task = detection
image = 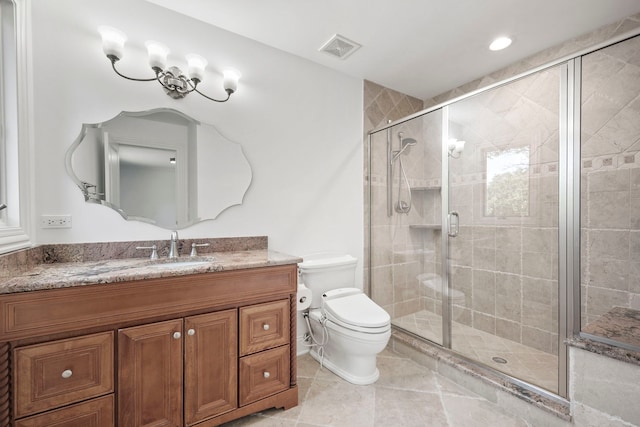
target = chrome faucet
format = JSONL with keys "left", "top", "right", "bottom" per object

{"left": 168, "top": 231, "right": 179, "bottom": 259}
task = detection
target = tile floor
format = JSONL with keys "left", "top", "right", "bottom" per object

{"left": 394, "top": 310, "right": 558, "bottom": 393}
{"left": 221, "top": 349, "right": 531, "bottom": 426}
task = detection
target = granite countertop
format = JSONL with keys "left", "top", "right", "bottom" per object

{"left": 566, "top": 306, "right": 640, "bottom": 366}
{"left": 0, "top": 238, "right": 302, "bottom": 295}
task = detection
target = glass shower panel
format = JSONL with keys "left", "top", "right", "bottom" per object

{"left": 580, "top": 35, "right": 640, "bottom": 350}
{"left": 447, "top": 66, "right": 561, "bottom": 393}
{"left": 369, "top": 109, "right": 443, "bottom": 345}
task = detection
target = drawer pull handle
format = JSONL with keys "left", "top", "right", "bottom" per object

{"left": 263, "top": 324, "right": 270, "bottom": 331}
{"left": 173, "top": 332, "right": 181, "bottom": 340}
{"left": 61, "top": 369, "right": 73, "bottom": 379}
{"left": 263, "top": 371, "right": 270, "bottom": 379}
{"left": 187, "top": 328, "right": 195, "bottom": 336}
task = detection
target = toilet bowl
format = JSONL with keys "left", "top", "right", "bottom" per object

{"left": 299, "top": 254, "right": 391, "bottom": 385}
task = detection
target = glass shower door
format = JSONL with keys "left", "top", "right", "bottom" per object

{"left": 445, "top": 65, "right": 562, "bottom": 393}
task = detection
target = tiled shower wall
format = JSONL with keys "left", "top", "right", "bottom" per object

{"left": 365, "top": 13, "right": 640, "bottom": 354}
{"left": 580, "top": 35, "right": 640, "bottom": 327}
{"left": 364, "top": 81, "right": 425, "bottom": 317}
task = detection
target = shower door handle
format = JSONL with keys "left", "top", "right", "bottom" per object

{"left": 448, "top": 211, "right": 459, "bottom": 237}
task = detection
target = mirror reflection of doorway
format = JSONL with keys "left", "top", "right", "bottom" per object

{"left": 118, "top": 144, "right": 179, "bottom": 227}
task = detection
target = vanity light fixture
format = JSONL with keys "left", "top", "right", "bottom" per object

{"left": 98, "top": 26, "right": 240, "bottom": 102}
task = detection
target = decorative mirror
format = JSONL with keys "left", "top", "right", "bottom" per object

{"left": 65, "top": 108, "right": 252, "bottom": 229}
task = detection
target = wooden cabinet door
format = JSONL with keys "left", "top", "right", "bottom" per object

{"left": 118, "top": 319, "right": 183, "bottom": 427}
{"left": 184, "top": 309, "right": 237, "bottom": 426}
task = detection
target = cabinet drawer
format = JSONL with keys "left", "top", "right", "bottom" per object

{"left": 239, "top": 345, "right": 290, "bottom": 406}
{"left": 239, "top": 299, "right": 289, "bottom": 355}
{"left": 15, "top": 394, "right": 114, "bottom": 427}
{"left": 14, "top": 331, "right": 114, "bottom": 418}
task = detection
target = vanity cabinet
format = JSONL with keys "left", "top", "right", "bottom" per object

{"left": 118, "top": 311, "right": 238, "bottom": 427}
{"left": 0, "top": 263, "right": 298, "bottom": 427}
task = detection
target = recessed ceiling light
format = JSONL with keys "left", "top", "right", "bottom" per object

{"left": 489, "top": 36, "right": 512, "bottom": 51}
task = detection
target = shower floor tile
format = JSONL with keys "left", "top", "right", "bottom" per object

{"left": 393, "top": 310, "right": 559, "bottom": 393}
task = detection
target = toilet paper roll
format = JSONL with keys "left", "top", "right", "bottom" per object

{"left": 297, "top": 283, "right": 312, "bottom": 311}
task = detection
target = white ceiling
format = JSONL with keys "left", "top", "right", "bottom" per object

{"left": 146, "top": 0, "right": 640, "bottom": 100}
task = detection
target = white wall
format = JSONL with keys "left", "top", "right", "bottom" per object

{"left": 30, "top": 0, "right": 364, "bottom": 285}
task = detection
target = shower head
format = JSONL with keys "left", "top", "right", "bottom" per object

{"left": 392, "top": 133, "right": 417, "bottom": 162}
{"left": 401, "top": 137, "right": 417, "bottom": 148}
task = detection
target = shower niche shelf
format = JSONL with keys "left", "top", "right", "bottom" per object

{"left": 410, "top": 186, "right": 441, "bottom": 192}
{"left": 409, "top": 224, "right": 442, "bottom": 230}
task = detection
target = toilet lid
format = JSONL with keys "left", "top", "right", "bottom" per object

{"left": 323, "top": 293, "right": 390, "bottom": 328}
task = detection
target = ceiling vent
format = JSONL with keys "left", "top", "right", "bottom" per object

{"left": 319, "top": 34, "right": 361, "bottom": 60}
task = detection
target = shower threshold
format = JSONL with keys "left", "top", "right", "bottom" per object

{"left": 393, "top": 310, "right": 558, "bottom": 394}
{"left": 389, "top": 325, "right": 571, "bottom": 422}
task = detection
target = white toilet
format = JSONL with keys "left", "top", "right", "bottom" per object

{"left": 298, "top": 254, "right": 390, "bottom": 385}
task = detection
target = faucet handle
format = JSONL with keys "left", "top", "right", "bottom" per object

{"left": 136, "top": 244, "right": 158, "bottom": 260}
{"left": 190, "top": 242, "right": 210, "bottom": 257}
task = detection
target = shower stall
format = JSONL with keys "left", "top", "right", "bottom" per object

{"left": 367, "top": 31, "right": 640, "bottom": 399}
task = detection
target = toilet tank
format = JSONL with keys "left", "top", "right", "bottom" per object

{"left": 298, "top": 253, "right": 358, "bottom": 309}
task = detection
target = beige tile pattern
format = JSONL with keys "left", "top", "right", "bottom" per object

{"left": 364, "top": 12, "right": 640, "bottom": 409}
{"left": 581, "top": 35, "right": 640, "bottom": 329}
{"left": 221, "top": 350, "right": 534, "bottom": 426}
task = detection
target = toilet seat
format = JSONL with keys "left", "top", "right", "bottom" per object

{"left": 320, "top": 290, "right": 390, "bottom": 333}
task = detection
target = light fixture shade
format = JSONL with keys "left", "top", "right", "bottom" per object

{"left": 98, "top": 26, "right": 127, "bottom": 60}
{"left": 145, "top": 40, "right": 170, "bottom": 71}
{"left": 223, "top": 69, "right": 241, "bottom": 94}
{"left": 186, "top": 54, "right": 208, "bottom": 83}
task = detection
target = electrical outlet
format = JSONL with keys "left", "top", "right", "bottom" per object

{"left": 41, "top": 215, "right": 72, "bottom": 229}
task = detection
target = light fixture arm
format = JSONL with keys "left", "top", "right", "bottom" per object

{"left": 109, "top": 56, "right": 157, "bottom": 82}
{"left": 108, "top": 56, "right": 234, "bottom": 101}
{"left": 191, "top": 85, "right": 232, "bottom": 103}
{"left": 99, "top": 26, "right": 240, "bottom": 103}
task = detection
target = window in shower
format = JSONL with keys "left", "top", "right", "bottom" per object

{"left": 484, "top": 146, "right": 530, "bottom": 217}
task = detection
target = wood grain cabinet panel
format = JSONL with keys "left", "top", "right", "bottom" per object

{"left": 118, "top": 319, "right": 183, "bottom": 427}
{"left": 239, "top": 345, "right": 290, "bottom": 406}
{"left": 184, "top": 310, "right": 237, "bottom": 426}
{"left": 2, "top": 264, "right": 298, "bottom": 426}
{"left": 14, "top": 395, "right": 114, "bottom": 427}
{"left": 14, "top": 332, "right": 113, "bottom": 418}
{"left": 239, "top": 299, "right": 289, "bottom": 356}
